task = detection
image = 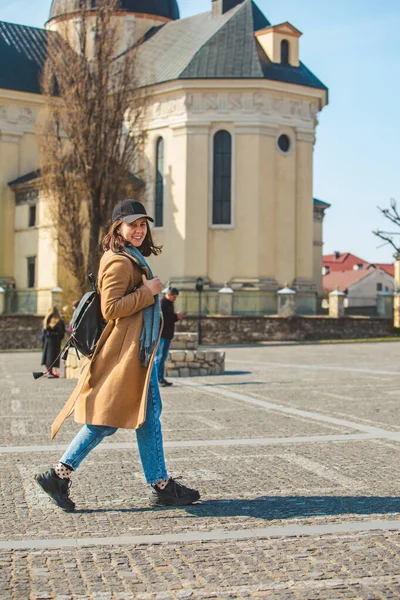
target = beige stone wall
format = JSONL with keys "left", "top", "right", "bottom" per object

{"left": 1, "top": 27, "right": 327, "bottom": 313}
{"left": 143, "top": 83, "right": 324, "bottom": 292}
{"left": 46, "top": 13, "right": 166, "bottom": 59}
{"left": 0, "top": 92, "right": 58, "bottom": 312}
{"left": 0, "top": 94, "right": 42, "bottom": 282}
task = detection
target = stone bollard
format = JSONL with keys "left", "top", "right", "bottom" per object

{"left": 0, "top": 287, "right": 5, "bottom": 315}
{"left": 51, "top": 287, "right": 63, "bottom": 310}
{"left": 277, "top": 286, "right": 296, "bottom": 317}
{"left": 377, "top": 291, "right": 394, "bottom": 318}
{"left": 218, "top": 285, "right": 234, "bottom": 315}
{"left": 329, "top": 289, "right": 346, "bottom": 318}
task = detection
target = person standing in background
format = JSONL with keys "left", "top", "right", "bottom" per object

{"left": 41, "top": 306, "right": 65, "bottom": 378}
{"left": 155, "top": 287, "right": 184, "bottom": 387}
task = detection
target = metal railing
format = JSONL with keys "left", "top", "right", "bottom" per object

{"left": 3, "top": 290, "right": 38, "bottom": 315}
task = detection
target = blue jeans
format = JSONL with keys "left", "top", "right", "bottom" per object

{"left": 60, "top": 366, "right": 168, "bottom": 485}
{"left": 154, "top": 338, "right": 171, "bottom": 381}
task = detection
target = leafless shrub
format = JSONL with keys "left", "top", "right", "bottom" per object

{"left": 38, "top": 0, "right": 146, "bottom": 295}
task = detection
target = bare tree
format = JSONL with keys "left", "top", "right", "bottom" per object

{"left": 373, "top": 198, "right": 400, "bottom": 258}
{"left": 39, "top": 0, "right": 146, "bottom": 295}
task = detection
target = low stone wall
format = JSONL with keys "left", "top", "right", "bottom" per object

{"left": 165, "top": 349, "right": 225, "bottom": 378}
{"left": 0, "top": 315, "right": 43, "bottom": 350}
{"left": 1, "top": 314, "right": 395, "bottom": 351}
{"left": 170, "top": 332, "right": 198, "bottom": 350}
{"left": 176, "top": 315, "right": 395, "bottom": 344}
{"left": 64, "top": 346, "right": 226, "bottom": 379}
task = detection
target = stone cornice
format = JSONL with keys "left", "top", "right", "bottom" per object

{"left": 147, "top": 79, "right": 328, "bottom": 108}
{"left": 0, "top": 89, "right": 44, "bottom": 104}
{"left": 0, "top": 131, "right": 23, "bottom": 143}
{"left": 143, "top": 89, "right": 320, "bottom": 131}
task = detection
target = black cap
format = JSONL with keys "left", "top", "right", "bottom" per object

{"left": 112, "top": 199, "right": 154, "bottom": 224}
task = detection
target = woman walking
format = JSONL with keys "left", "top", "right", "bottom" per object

{"left": 35, "top": 200, "right": 200, "bottom": 511}
{"left": 41, "top": 306, "right": 65, "bottom": 378}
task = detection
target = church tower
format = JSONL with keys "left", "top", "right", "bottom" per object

{"left": 45, "top": 0, "right": 180, "bottom": 56}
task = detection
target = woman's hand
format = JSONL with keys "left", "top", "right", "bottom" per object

{"left": 142, "top": 274, "right": 162, "bottom": 296}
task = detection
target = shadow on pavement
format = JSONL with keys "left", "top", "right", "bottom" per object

{"left": 75, "top": 496, "right": 400, "bottom": 518}
{"left": 183, "top": 496, "right": 400, "bottom": 520}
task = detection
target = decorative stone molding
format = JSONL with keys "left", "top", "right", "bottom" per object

{"left": 146, "top": 91, "right": 321, "bottom": 129}
{"left": 186, "top": 92, "right": 319, "bottom": 122}
{"left": 0, "top": 104, "right": 38, "bottom": 131}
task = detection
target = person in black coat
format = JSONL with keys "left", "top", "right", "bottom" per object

{"left": 41, "top": 306, "right": 65, "bottom": 378}
{"left": 155, "top": 287, "right": 184, "bottom": 386}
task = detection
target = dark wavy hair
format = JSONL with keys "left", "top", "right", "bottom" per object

{"left": 102, "top": 219, "right": 162, "bottom": 257}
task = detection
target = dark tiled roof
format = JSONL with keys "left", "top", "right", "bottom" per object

{"left": 1, "top": 0, "right": 327, "bottom": 96}
{"left": 180, "top": 1, "right": 266, "bottom": 79}
{"left": 314, "top": 198, "right": 331, "bottom": 209}
{"left": 8, "top": 168, "right": 144, "bottom": 188}
{"left": 49, "top": 0, "right": 180, "bottom": 21}
{"left": 0, "top": 21, "right": 49, "bottom": 94}
{"left": 137, "top": 0, "right": 327, "bottom": 91}
{"left": 8, "top": 170, "right": 41, "bottom": 187}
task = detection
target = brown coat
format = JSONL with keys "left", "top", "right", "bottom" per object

{"left": 51, "top": 250, "right": 158, "bottom": 439}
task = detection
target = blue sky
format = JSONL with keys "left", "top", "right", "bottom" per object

{"left": 1, "top": 0, "right": 400, "bottom": 263}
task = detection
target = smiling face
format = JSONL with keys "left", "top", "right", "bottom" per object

{"left": 119, "top": 218, "right": 148, "bottom": 247}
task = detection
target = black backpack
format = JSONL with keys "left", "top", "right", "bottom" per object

{"left": 33, "top": 274, "right": 106, "bottom": 379}
{"left": 63, "top": 273, "right": 106, "bottom": 360}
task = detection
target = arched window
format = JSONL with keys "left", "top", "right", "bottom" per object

{"left": 212, "top": 130, "right": 232, "bottom": 225}
{"left": 281, "top": 39, "right": 290, "bottom": 65}
{"left": 155, "top": 137, "right": 164, "bottom": 227}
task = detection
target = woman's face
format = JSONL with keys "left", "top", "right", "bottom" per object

{"left": 119, "top": 218, "right": 148, "bottom": 247}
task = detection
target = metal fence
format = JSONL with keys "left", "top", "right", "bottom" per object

{"left": 232, "top": 292, "right": 277, "bottom": 316}
{"left": 317, "top": 296, "right": 391, "bottom": 318}
{"left": 3, "top": 290, "right": 38, "bottom": 315}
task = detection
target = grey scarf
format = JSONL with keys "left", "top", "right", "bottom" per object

{"left": 123, "top": 246, "right": 161, "bottom": 367}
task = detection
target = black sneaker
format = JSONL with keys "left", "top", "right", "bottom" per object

{"left": 159, "top": 378, "right": 173, "bottom": 387}
{"left": 150, "top": 477, "right": 200, "bottom": 507}
{"left": 34, "top": 468, "right": 76, "bottom": 512}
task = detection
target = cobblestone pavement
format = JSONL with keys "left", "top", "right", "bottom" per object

{"left": 1, "top": 342, "right": 400, "bottom": 599}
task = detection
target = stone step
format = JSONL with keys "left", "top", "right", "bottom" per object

{"left": 166, "top": 349, "right": 225, "bottom": 378}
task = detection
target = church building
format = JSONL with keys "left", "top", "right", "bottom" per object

{"left": 0, "top": 0, "right": 329, "bottom": 316}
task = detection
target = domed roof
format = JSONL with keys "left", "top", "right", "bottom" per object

{"left": 48, "top": 0, "right": 180, "bottom": 22}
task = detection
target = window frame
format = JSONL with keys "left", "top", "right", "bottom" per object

{"left": 27, "top": 256, "right": 36, "bottom": 289}
{"left": 210, "top": 128, "right": 235, "bottom": 229}
{"left": 28, "top": 204, "right": 37, "bottom": 228}
{"left": 281, "top": 39, "right": 290, "bottom": 65}
{"left": 154, "top": 136, "right": 165, "bottom": 229}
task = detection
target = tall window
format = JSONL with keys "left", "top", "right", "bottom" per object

{"left": 27, "top": 256, "right": 36, "bottom": 289}
{"left": 212, "top": 130, "right": 232, "bottom": 225}
{"left": 155, "top": 137, "right": 164, "bottom": 227}
{"left": 281, "top": 40, "right": 290, "bottom": 65}
{"left": 28, "top": 204, "right": 36, "bottom": 227}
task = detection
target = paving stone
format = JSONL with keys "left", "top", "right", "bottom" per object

{"left": 1, "top": 345, "right": 400, "bottom": 599}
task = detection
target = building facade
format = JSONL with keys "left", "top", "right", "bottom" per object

{"left": 0, "top": 0, "right": 329, "bottom": 315}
